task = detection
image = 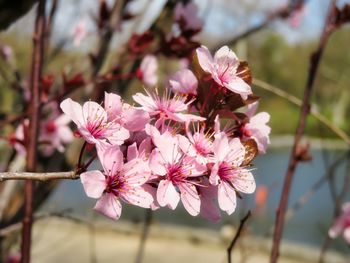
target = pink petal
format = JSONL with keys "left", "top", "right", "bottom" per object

{"left": 149, "top": 149, "right": 167, "bottom": 175}
{"left": 213, "top": 45, "right": 238, "bottom": 65}
{"left": 104, "top": 92, "right": 122, "bottom": 121}
{"left": 227, "top": 138, "right": 245, "bottom": 166}
{"left": 168, "top": 69, "right": 198, "bottom": 95}
{"left": 157, "top": 179, "right": 180, "bottom": 209}
{"left": 178, "top": 182, "right": 200, "bottom": 216}
{"left": 80, "top": 170, "right": 106, "bottom": 198}
{"left": 106, "top": 126, "right": 130, "bottom": 145}
{"left": 60, "top": 98, "right": 85, "bottom": 127}
{"left": 231, "top": 170, "right": 256, "bottom": 194}
{"left": 122, "top": 187, "right": 153, "bottom": 208}
{"left": 196, "top": 46, "right": 213, "bottom": 73}
{"left": 133, "top": 93, "right": 157, "bottom": 113}
{"left": 97, "top": 145, "right": 123, "bottom": 175}
{"left": 57, "top": 126, "right": 74, "bottom": 144}
{"left": 218, "top": 181, "right": 237, "bottom": 215}
{"left": 213, "top": 132, "right": 230, "bottom": 161}
{"left": 209, "top": 163, "right": 220, "bottom": 186}
{"left": 82, "top": 101, "right": 107, "bottom": 125}
{"left": 94, "top": 193, "right": 122, "bottom": 220}
{"left": 127, "top": 143, "right": 138, "bottom": 161}
{"left": 343, "top": 227, "right": 350, "bottom": 244}
{"left": 226, "top": 78, "right": 252, "bottom": 100}
{"left": 124, "top": 108, "right": 150, "bottom": 131}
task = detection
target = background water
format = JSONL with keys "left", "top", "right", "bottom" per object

{"left": 42, "top": 147, "right": 350, "bottom": 254}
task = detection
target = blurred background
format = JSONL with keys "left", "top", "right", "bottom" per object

{"left": 0, "top": 0, "right": 349, "bottom": 262}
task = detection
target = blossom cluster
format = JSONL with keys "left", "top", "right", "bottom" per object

{"left": 60, "top": 44, "right": 271, "bottom": 221}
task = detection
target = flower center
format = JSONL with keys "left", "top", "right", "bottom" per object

{"left": 45, "top": 120, "right": 56, "bottom": 133}
{"left": 218, "top": 161, "right": 235, "bottom": 181}
{"left": 105, "top": 175, "right": 126, "bottom": 197}
{"left": 166, "top": 164, "right": 186, "bottom": 184}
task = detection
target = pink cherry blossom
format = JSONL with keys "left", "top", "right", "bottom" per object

{"left": 137, "top": 55, "right": 158, "bottom": 87}
{"left": 242, "top": 102, "right": 271, "bottom": 154}
{"left": 174, "top": 2, "right": 203, "bottom": 31}
{"left": 60, "top": 98, "right": 129, "bottom": 146}
{"left": 196, "top": 45, "right": 252, "bottom": 99}
{"left": 133, "top": 90, "right": 205, "bottom": 123}
{"left": 9, "top": 120, "right": 27, "bottom": 156}
{"left": 178, "top": 125, "right": 213, "bottom": 165}
{"left": 168, "top": 68, "right": 198, "bottom": 96}
{"left": 289, "top": 5, "right": 306, "bottom": 29}
{"left": 148, "top": 129, "right": 206, "bottom": 216}
{"left": 104, "top": 92, "right": 150, "bottom": 132}
{"left": 209, "top": 132, "right": 256, "bottom": 215}
{"left": 80, "top": 145, "right": 153, "bottom": 220}
{"left": 329, "top": 202, "right": 350, "bottom": 244}
{"left": 40, "top": 114, "right": 74, "bottom": 156}
{"left": 72, "top": 18, "right": 87, "bottom": 47}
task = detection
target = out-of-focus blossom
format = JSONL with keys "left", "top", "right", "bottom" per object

{"left": 80, "top": 145, "right": 153, "bottom": 220}
{"left": 241, "top": 102, "right": 271, "bottom": 154}
{"left": 71, "top": 18, "right": 87, "bottom": 47}
{"left": 175, "top": 2, "right": 203, "bottom": 31}
{"left": 329, "top": 202, "right": 350, "bottom": 244}
{"left": 209, "top": 132, "right": 256, "bottom": 215}
{"left": 289, "top": 5, "right": 306, "bottom": 29}
{"left": 168, "top": 68, "right": 198, "bottom": 96}
{"left": 255, "top": 184, "right": 268, "bottom": 212}
{"left": 0, "top": 45, "right": 13, "bottom": 61}
{"left": 196, "top": 45, "right": 252, "bottom": 99}
{"left": 9, "top": 120, "right": 27, "bottom": 156}
{"left": 60, "top": 98, "right": 129, "bottom": 146}
{"left": 136, "top": 55, "right": 158, "bottom": 87}
{"left": 40, "top": 115, "right": 74, "bottom": 156}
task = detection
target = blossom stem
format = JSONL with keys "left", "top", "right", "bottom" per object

{"left": 77, "top": 141, "right": 87, "bottom": 170}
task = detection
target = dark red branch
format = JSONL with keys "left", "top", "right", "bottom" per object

{"left": 269, "top": 1, "right": 338, "bottom": 262}
{"left": 21, "top": 1, "right": 46, "bottom": 262}
{"left": 227, "top": 210, "right": 251, "bottom": 263}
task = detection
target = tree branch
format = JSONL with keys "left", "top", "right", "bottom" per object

{"left": 252, "top": 78, "right": 350, "bottom": 145}
{"left": 227, "top": 210, "right": 251, "bottom": 263}
{"left": 22, "top": 1, "right": 46, "bottom": 261}
{"left": 0, "top": 171, "right": 78, "bottom": 182}
{"left": 270, "top": 1, "right": 338, "bottom": 262}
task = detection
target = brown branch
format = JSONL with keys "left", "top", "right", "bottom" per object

{"left": 227, "top": 210, "right": 251, "bottom": 263}
{"left": 213, "top": 0, "right": 305, "bottom": 50}
{"left": 22, "top": 1, "right": 46, "bottom": 262}
{"left": 252, "top": 78, "right": 350, "bottom": 145}
{"left": 270, "top": 1, "right": 338, "bottom": 262}
{"left": 0, "top": 171, "right": 78, "bottom": 182}
{"left": 135, "top": 210, "right": 153, "bottom": 263}
{"left": 319, "top": 158, "right": 350, "bottom": 262}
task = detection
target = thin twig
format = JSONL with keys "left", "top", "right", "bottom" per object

{"left": 213, "top": 0, "right": 305, "bottom": 50}
{"left": 319, "top": 157, "right": 350, "bottom": 262}
{"left": 270, "top": 1, "right": 338, "bottom": 262}
{"left": 252, "top": 79, "right": 350, "bottom": 145}
{"left": 227, "top": 211, "right": 251, "bottom": 263}
{"left": 0, "top": 171, "right": 78, "bottom": 182}
{"left": 22, "top": 1, "right": 46, "bottom": 262}
{"left": 135, "top": 210, "right": 153, "bottom": 263}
